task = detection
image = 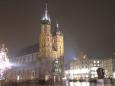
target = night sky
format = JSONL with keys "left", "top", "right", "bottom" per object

{"left": 0, "top": 0, "right": 115, "bottom": 62}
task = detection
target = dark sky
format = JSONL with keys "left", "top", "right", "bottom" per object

{"left": 0, "top": 0, "right": 115, "bottom": 62}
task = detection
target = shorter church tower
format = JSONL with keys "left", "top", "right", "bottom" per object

{"left": 51, "top": 23, "right": 64, "bottom": 82}
{"left": 53, "top": 23, "right": 64, "bottom": 58}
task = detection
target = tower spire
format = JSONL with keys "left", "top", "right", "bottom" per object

{"left": 56, "top": 21, "right": 60, "bottom": 32}
{"left": 53, "top": 21, "right": 62, "bottom": 36}
{"left": 41, "top": 3, "right": 51, "bottom": 24}
{"left": 45, "top": 3, "right": 48, "bottom": 19}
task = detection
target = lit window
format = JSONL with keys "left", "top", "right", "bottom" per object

{"left": 95, "top": 74, "right": 97, "bottom": 77}
{"left": 91, "top": 75, "right": 94, "bottom": 78}
{"left": 97, "top": 61, "right": 99, "bottom": 63}
{"left": 94, "top": 64, "right": 96, "bottom": 66}
{"left": 113, "top": 72, "right": 115, "bottom": 78}
{"left": 17, "top": 75, "right": 20, "bottom": 81}
{"left": 94, "top": 60, "right": 96, "bottom": 63}
{"left": 86, "top": 75, "right": 88, "bottom": 77}
{"left": 55, "top": 60, "right": 59, "bottom": 63}
{"left": 97, "top": 64, "right": 100, "bottom": 66}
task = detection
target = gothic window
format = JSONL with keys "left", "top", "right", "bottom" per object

{"left": 19, "top": 57, "right": 22, "bottom": 63}
{"left": 97, "top": 60, "right": 99, "bottom": 63}
{"left": 32, "top": 54, "right": 35, "bottom": 61}
{"left": 15, "top": 58, "right": 17, "bottom": 63}
{"left": 18, "top": 57, "right": 21, "bottom": 64}
{"left": 21, "top": 56, "right": 23, "bottom": 63}
{"left": 27, "top": 54, "right": 32, "bottom": 62}
{"left": 25, "top": 56, "right": 28, "bottom": 63}
{"left": 32, "top": 70, "right": 35, "bottom": 77}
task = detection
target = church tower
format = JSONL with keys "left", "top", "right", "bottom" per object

{"left": 39, "top": 4, "right": 52, "bottom": 58}
{"left": 52, "top": 23, "right": 64, "bottom": 82}
{"left": 53, "top": 23, "right": 64, "bottom": 58}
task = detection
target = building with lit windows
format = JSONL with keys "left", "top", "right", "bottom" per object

{"left": 7, "top": 4, "right": 64, "bottom": 83}
{"left": 65, "top": 54, "right": 115, "bottom": 80}
{"left": 103, "top": 57, "right": 115, "bottom": 78}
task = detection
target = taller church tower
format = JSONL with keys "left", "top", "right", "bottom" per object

{"left": 39, "top": 4, "right": 52, "bottom": 58}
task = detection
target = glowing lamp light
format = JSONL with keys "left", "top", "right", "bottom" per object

{"left": 17, "top": 75, "right": 20, "bottom": 81}
{"left": 69, "top": 68, "right": 89, "bottom": 75}
{"left": 113, "top": 72, "right": 115, "bottom": 78}
{"left": 0, "top": 51, "right": 12, "bottom": 80}
{"left": 91, "top": 67, "right": 98, "bottom": 71}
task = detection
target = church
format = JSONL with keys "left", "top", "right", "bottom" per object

{"left": 6, "top": 4, "right": 64, "bottom": 83}
{"left": 38, "top": 4, "right": 64, "bottom": 82}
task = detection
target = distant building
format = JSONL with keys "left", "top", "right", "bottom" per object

{"left": 103, "top": 57, "right": 115, "bottom": 78}
{"left": 65, "top": 54, "right": 115, "bottom": 80}
{"left": 7, "top": 4, "right": 64, "bottom": 83}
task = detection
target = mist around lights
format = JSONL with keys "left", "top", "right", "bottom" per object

{"left": 0, "top": 44, "right": 12, "bottom": 80}
{"left": 113, "top": 72, "right": 115, "bottom": 79}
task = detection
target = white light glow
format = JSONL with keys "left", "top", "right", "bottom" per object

{"left": 65, "top": 66, "right": 100, "bottom": 79}
{"left": 0, "top": 50, "right": 11, "bottom": 80}
{"left": 65, "top": 70, "right": 69, "bottom": 74}
{"left": 69, "top": 68, "right": 89, "bottom": 75}
{"left": 70, "top": 82, "right": 89, "bottom": 86}
{"left": 94, "top": 60, "right": 96, "bottom": 63}
{"left": 113, "top": 72, "right": 115, "bottom": 78}
{"left": 91, "top": 67, "right": 98, "bottom": 71}
{"left": 97, "top": 60, "right": 99, "bottom": 63}
{"left": 17, "top": 75, "right": 20, "bottom": 81}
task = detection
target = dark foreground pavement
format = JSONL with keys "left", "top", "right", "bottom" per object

{"left": 5, "top": 81, "right": 64, "bottom": 86}
{"left": 3, "top": 79, "right": 115, "bottom": 86}
{"left": 6, "top": 83, "right": 64, "bottom": 86}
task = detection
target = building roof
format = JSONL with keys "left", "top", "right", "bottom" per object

{"left": 53, "top": 23, "right": 63, "bottom": 36}
{"left": 16, "top": 43, "right": 39, "bottom": 56}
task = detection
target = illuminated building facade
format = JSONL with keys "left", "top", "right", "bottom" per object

{"left": 65, "top": 54, "right": 115, "bottom": 80}
{"left": 7, "top": 4, "right": 64, "bottom": 82}
{"left": 103, "top": 57, "right": 115, "bottom": 78}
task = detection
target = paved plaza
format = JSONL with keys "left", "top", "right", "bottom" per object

{"left": 4, "top": 80, "right": 115, "bottom": 86}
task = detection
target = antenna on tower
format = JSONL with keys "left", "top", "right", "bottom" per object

{"left": 44, "top": 3, "right": 48, "bottom": 19}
